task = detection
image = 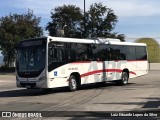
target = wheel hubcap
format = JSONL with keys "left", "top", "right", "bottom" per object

{"left": 71, "top": 78, "right": 76, "bottom": 89}
{"left": 123, "top": 74, "right": 128, "bottom": 84}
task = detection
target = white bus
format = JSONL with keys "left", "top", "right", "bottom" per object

{"left": 16, "top": 36, "right": 148, "bottom": 91}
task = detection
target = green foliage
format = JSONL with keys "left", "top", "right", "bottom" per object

{"left": 0, "top": 10, "right": 43, "bottom": 67}
{"left": 46, "top": 3, "right": 125, "bottom": 41}
{"left": 85, "top": 3, "right": 117, "bottom": 37}
{"left": 0, "top": 66, "right": 15, "bottom": 73}
{"left": 46, "top": 5, "right": 83, "bottom": 38}
{"left": 107, "top": 33, "right": 125, "bottom": 42}
{"left": 85, "top": 3, "right": 124, "bottom": 40}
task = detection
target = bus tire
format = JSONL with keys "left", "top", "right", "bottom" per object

{"left": 116, "top": 72, "right": 128, "bottom": 85}
{"left": 68, "top": 75, "right": 77, "bottom": 92}
{"left": 121, "top": 72, "right": 129, "bottom": 85}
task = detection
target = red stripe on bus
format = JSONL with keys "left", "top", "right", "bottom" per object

{"left": 114, "top": 60, "right": 119, "bottom": 62}
{"left": 80, "top": 70, "right": 102, "bottom": 77}
{"left": 80, "top": 69, "right": 136, "bottom": 78}
{"left": 129, "top": 71, "right": 136, "bottom": 75}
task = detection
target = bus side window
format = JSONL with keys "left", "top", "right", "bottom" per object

{"left": 84, "top": 44, "right": 93, "bottom": 61}
{"left": 66, "top": 43, "right": 77, "bottom": 62}
{"left": 109, "top": 45, "right": 126, "bottom": 60}
{"left": 48, "top": 43, "right": 65, "bottom": 64}
{"left": 107, "top": 47, "right": 112, "bottom": 60}
{"left": 65, "top": 43, "right": 71, "bottom": 62}
{"left": 92, "top": 44, "right": 99, "bottom": 61}
{"left": 48, "top": 47, "right": 53, "bottom": 65}
{"left": 99, "top": 45, "right": 110, "bottom": 61}
{"left": 53, "top": 48, "right": 57, "bottom": 58}
{"left": 136, "top": 46, "right": 147, "bottom": 60}
{"left": 127, "top": 46, "right": 136, "bottom": 60}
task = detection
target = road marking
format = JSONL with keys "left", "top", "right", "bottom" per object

{"left": 0, "top": 80, "right": 15, "bottom": 83}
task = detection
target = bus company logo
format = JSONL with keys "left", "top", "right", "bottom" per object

{"left": 2, "top": 112, "right": 11, "bottom": 117}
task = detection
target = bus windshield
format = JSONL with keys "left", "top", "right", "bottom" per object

{"left": 17, "top": 39, "right": 46, "bottom": 77}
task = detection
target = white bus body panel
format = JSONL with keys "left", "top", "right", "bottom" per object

{"left": 46, "top": 60, "right": 148, "bottom": 88}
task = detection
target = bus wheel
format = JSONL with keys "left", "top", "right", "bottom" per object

{"left": 69, "top": 75, "right": 77, "bottom": 92}
{"left": 116, "top": 72, "right": 128, "bottom": 85}
{"left": 121, "top": 72, "right": 129, "bottom": 85}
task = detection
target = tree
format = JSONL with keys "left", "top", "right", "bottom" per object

{"left": 46, "top": 3, "right": 125, "bottom": 41}
{"left": 107, "top": 32, "right": 125, "bottom": 42}
{"left": 46, "top": 5, "right": 83, "bottom": 38}
{"left": 85, "top": 3, "right": 124, "bottom": 40}
{"left": 0, "top": 10, "right": 43, "bottom": 67}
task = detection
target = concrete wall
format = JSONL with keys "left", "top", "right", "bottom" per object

{"left": 149, "top": 63, "right": 160, "bottom": 70}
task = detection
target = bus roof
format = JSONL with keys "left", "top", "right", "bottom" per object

{"left": 20, "top": 36, "right": 146, "bottom": 46}
{"left": 47, "top": 36, "right": 147, "bottom": 46}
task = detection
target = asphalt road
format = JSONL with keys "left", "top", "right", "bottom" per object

{"left": 0, "top": 71, "right": 160, "bottom": 119}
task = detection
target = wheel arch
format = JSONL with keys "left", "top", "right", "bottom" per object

{"left": 122, "top": 69, "right": 129, "bottom": 78}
